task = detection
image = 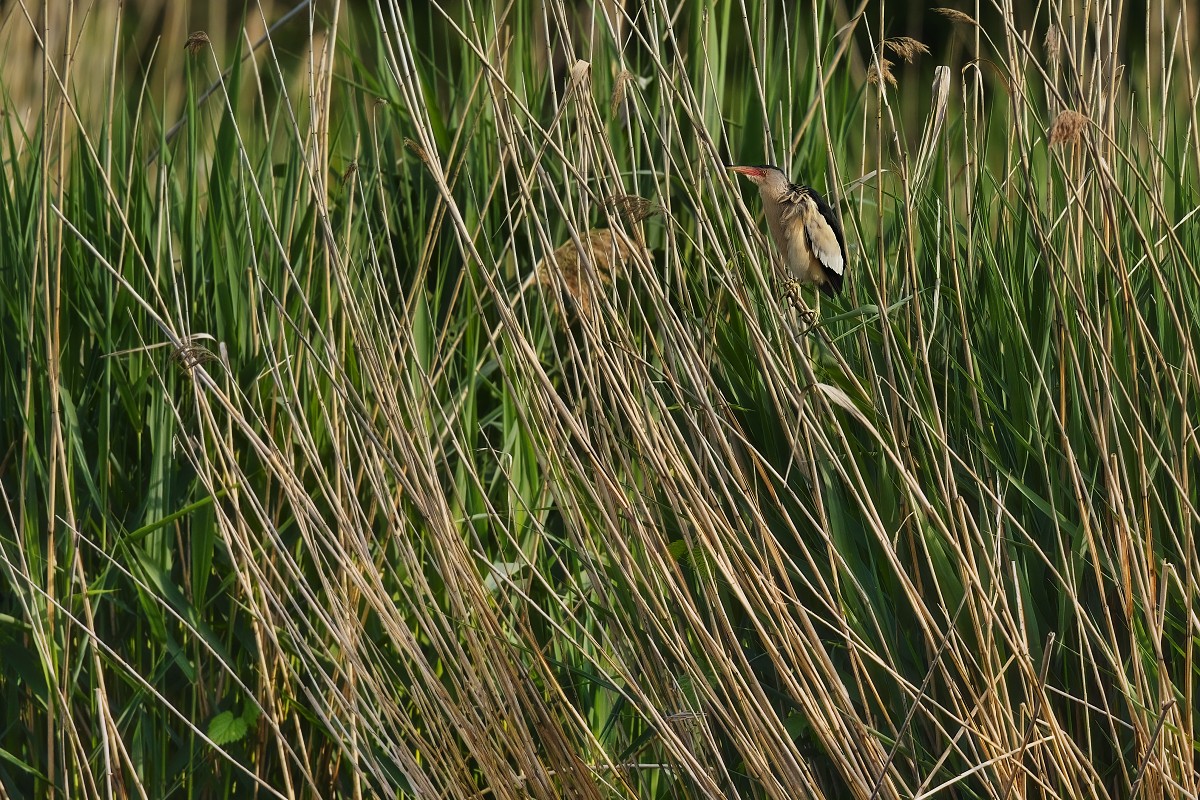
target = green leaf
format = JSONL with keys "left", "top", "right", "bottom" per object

{"left": 207, "top": 710, "right": 249, "bottom": 746}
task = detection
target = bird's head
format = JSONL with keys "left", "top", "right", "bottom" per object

{"left": 728, "top": 164, "right": 790, "bottom": 196}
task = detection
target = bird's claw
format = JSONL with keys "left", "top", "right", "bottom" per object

{"left": 780, "top": 277, "right": 801, "bottom": 306}
{"left": 779, "top": 277, "right": 819, "bottom": 331}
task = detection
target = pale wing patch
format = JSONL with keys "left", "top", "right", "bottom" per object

{"left": 782, "top": 215, "right": 816, "bottom": 280}
{"left": 802, "top": 197, "right": 845, "bottom": 277}
{"left": 773, "top": 198, "right": 809, "bottom": 278}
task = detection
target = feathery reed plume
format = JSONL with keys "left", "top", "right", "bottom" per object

{"left": 885, "top": 37, "right": 930, "bottom": 62}
{"left": 1049, "top": 110, "right": 1088, "bottom": 146}
{"left": 171, "top": 337, "right": 217, "bottom": 372}
{"left": 1044, "top": 26, "right": 1061, "bottom": 70}
{"left": 611, "top": 69, "right": 634, "bottom": 117}
{"left": 404, "top": 137, "right": 432, "bottom": 166}
{"left": 604, "top": 194, "right": 661, "bottom": 224}
{"left": 934, "top": 8, "right": 977, "bottom": 25}
{"left": 537, "top": 228, "right": 648, "bottom": 316}
{"left": 184, "top": 31, "right": 211, "bottom": 55}
{"left": 868, "top": 57, "right": 897, "bottom": 88}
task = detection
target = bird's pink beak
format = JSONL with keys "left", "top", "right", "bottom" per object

{"left": 728, "top": 165, "right": 765, "bottom": 182}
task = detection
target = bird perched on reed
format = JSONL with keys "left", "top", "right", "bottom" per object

{"left": 728, "top": 165, "right": 847, "bottom": 299}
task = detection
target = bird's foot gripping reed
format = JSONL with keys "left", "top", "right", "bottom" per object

{"left": 778, "top": 276, "right": 818, "bottom": 330}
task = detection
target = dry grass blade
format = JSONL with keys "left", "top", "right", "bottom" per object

{"left": 566, "top": 59, "right": 591, "bottom": 103}
{"left": 910, "top": 66, "right": 951, "bottom": 190}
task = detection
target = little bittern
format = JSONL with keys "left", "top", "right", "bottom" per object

{"left": 728, "top": 165, "right": 847, "bottom": 297}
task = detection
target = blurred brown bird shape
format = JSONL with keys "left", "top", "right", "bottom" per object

{"left": 729, "top": 164, "right": 847, "bottom": 297}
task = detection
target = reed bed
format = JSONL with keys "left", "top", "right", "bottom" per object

{"left": 1, "top": 0, "right": 1197, "bottom": 796}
